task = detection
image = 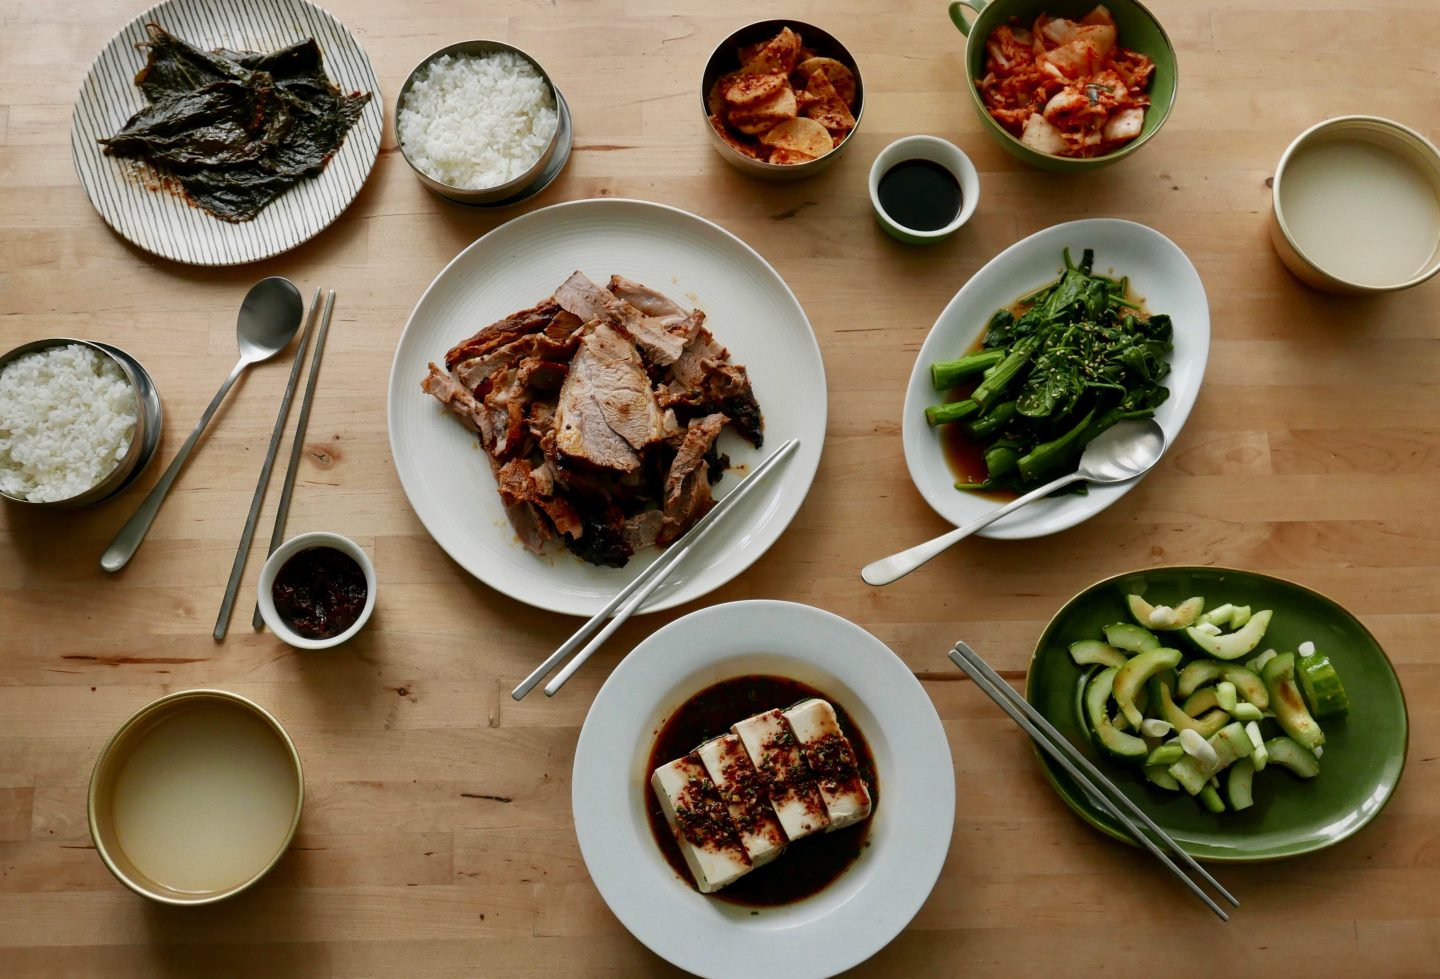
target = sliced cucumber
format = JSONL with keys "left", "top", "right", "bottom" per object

{"left": 1127, "top": 594, "right": 1205, "bottom": 631}
{"left": 1145, "top": 766, "right": 1182, "bottom": 791}
{"left": 1184, "top": 609, "right": 1274, "bottom": 660}
{"left": 1198, "top": 603, "right": 1236, "bottom": 628}
{"left": 1176, "top": 660, "right": 1268, "bottom": 708}
{"left": 1231, "top": 702, "right": 1265, "bottom": 722}
{"left": 1104, "top": 622, "right": 1160, "bottom": 653}
{"left": 1146, "top": 742, "right": 1185, "bottom": 766}
{"left": 1230, "top": 605, "right": 1253, "bottom": 629}
{"left": 1221, "top": 665, "right": 1269, "bottom": 710}
{"left": 1084, "top": 666, "right": 1147, "bottom": 760}
{"left": 1246, "top": 648, "right": 1278, "bottom": 675}
{"left": 1177, "top": 659, "right": 1225, "bottom": 698}
{"left": 1157, "top": 681, "right": 1230, "bottom": 738}
{"left": 1216, "top": 681, "right": 1238, "bottom": 713}
{"left": 1167, "top": 722, "right": 1253, "bottom": 795}
{"left": 1298, "top": 651, "right": 1350, "bottom": 719}
{"left": 1068, "top": 639, "right": 1129, "bottom": 670}
{"left": 1198, "top": 781, "right": 1226, "bottom": 813}
{"left": 1227, "top": 758, "right": 1256, "bottom": 811}
{"left": 1183, "top": 688, "right": 1222, "bottom": 717}
{"left": 1263, "top": 736, "right": 1320, "bottom": 778}
{"left": 1111, "top": 683, "right": 1149, "bottom": 732}
{"left": 1245, "top": 721, "right": 1268, "bottom": 772}
{"left": 1113, "top": 647, "right": 1182, "bottom": 728}
{"left": 1262, "top": 652, "right": 1325, "bottom": 751}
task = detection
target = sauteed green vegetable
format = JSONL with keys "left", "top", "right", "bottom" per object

{"left": 926, "top": 248, "right": 1173, "bottom": 494}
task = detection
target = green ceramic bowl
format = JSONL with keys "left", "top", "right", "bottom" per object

{"left": 948, "top": 0, "right": 1178, "bottom": 171}
{"left": 1026, "top": 567, "right": 1408, "bottom": 861}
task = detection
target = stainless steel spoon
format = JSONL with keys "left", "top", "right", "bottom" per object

{"left": 101, "top": 278, "right": 303, "bottom": 573}
{"left": 861, "top": 418, "right": 1167, "bottom": 586}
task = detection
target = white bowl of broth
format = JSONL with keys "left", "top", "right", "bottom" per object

{"left": 1271, "top": 116, "right": 1440, "bottom": 294}
{"left": 868, "top": 135, "right": 979, "bottom": 244}
{"left": 88, "top": 690, "right": 303, "bottom": 905}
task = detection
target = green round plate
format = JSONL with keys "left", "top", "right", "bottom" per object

{"left": 1026, "top": 566, "right": 1408, "bottom": 861}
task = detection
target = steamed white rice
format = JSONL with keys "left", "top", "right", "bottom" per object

{"left": 0, "top": 344, "right": 136, "bottom": 503}
{"left": 398, "top": 51, "right": 558, "bottom": 190}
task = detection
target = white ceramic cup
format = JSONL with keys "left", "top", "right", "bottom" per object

{"left": 256, "top": 532, "right": 376, "bottom": 649}
{"left": 868, "top": 135, "right": 980, "bottom": 244}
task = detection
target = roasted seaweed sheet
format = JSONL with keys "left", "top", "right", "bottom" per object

{"left": 99, "top": 24, "right": 371, "bottom": 223}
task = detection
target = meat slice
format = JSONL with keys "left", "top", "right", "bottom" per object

{"left": 496, "top": 458, "right": 582, "bottom": 539}
{"left": 662, "top": 325, "right": 765, "bottom": 447}
{"left": 443, "top": 299, "right": 563, "bottom": 370}
{"left": 660, "top": 413, "right": 727, "bottom": 543}
{"left": 607, "top": 274, "right": 687, "bottom": 321}
{"left": 555, "top": 270, "right": 685, "bottom": 366}
{"left": 554, "top": 324, "right": 665, "bottom": 471}
{"left": 421, "top": 363, "right": 497, "bottom": 448}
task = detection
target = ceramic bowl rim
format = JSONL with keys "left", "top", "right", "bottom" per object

{"left": 255, "top": 531, "right": 377, "bottom": 649}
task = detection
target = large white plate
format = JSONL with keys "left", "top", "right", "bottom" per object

{"left": 70, "top": 0, "right": 382, "bottom": 266}
{"left": 572, "top": 601, "right": 954, "bottom": 979}
{"left": 902, "top": 219, "right": 1210, "bottom": 539}
{"left": 387, "top": 199, "right": 826, "bottom": 616}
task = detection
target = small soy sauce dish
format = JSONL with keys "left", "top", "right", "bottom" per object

{"left": 257, "top": 532, "right": 376, "bottom": 650}
{"left": 868, "top": 135, "right": 980, "bottom": 244}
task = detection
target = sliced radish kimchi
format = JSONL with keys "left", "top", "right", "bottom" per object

{"left": 977, "top": 5, "right": 1155, "bottom": 158}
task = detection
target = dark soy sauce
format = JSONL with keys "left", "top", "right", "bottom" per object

{"left": 878, "top": 159, "right": 962, "bottom": 232}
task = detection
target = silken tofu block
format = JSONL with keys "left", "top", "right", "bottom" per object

{"left": 782, "top": 698, "right": 873, "bottom": 831}
{"left": 650, "top": 754, "right": 752, "bottom": 893}
{"left": 732, "top": 709, "right": 830, "bottom": 841}
{"left": 696, "top": 734, "right": 786, "bottom": 869}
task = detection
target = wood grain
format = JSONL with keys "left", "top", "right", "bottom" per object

{"left": 3, "top": 0, "right": 1439, "bottom": 975}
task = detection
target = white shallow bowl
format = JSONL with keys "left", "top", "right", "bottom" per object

{"left": 256, "top": 532, "right": 376, "bottom": 649}
{"left": 901, "top": 218, "right": 1209, "bottom": 539}
{"left": 572, "top": 600, "right": 954, "bottom": 979}
{"left": 387, "top": 198, "right": 827, "bottom": 617}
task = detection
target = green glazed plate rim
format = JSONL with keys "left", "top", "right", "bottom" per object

{"left": 1024, "top": 565, "right": 1410, "bottom": 862}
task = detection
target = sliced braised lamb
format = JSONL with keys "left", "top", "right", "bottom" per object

{"left": 422, "top": 273, "right": 764, "bottom": 567}
{"left": 554, "top": 324, "right": 665, "bottom": 471}
{"left": 660, "top": 413, "right": 727, "bottom": 544}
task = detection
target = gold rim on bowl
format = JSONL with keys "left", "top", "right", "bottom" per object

{"left": 1270, "top": 115, "right": 1440, "bottom": 294}
{"left": 88, "top": 689, "right": 305, "bottom": 905}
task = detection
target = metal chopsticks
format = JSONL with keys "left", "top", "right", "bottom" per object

{"left": 251, "top": 290, "right": 337, "bottom": 630}
{"left": 947, "top": 640, "right": 1238, "bottom": 920}
{"left": 511, "top": 437, "right": 801, "bottom": 700}
{"left": 213, "top": 289, "right": 321, "bottom": 640}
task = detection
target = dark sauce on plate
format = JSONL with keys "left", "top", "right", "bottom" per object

{"left": 271, "top": 546, "right": 367, "bottom": 639}
{"left": 939, "top": 285, "right": 1149, "bottom": 500}
{"left": 645, "top": 675, "right": 878, "bottom": 907}
{"left": 878, "top": 159, "right": 962, "bottom": 232}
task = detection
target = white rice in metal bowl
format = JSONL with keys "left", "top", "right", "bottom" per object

{"left": 398, "top": 51, "right": 559, "bottom": 190}
{"left": 0, "top": 344, "right": 136, "bottom": 503}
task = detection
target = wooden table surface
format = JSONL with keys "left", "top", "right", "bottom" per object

{"left": 4, "top": 0, "right": 1439, "bottom": 975}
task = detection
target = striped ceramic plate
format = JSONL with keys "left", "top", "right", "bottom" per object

{"left": 70, "top": 0, "right": 382, "bottom": 266}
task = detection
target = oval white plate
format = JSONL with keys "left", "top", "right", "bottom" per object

{"left": 572, "top": 601, "right": 954, "bottom": 979}
{"left": 387, "top": 199, "right": 826, "bottom": 616}
{"left": 902, "top": 219, "right": 1210, "bottom": 539}
{"left": 70, "top": 0, "right": 382, "bottom": 266}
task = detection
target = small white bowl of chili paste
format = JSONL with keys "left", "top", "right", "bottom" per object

{"left": 256, "top": 532, "right": 375, "bottom": 650}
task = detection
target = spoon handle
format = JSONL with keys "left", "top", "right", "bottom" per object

{"left": 101, "top": 359, "right": 247, "bottom": 573}
{"left": 860, "top": 470, "right": 1079, "bottom": 586}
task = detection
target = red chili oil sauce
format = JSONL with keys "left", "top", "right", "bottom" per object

{"left": 645, "top": 675, "right": 878, "bottom": 907}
